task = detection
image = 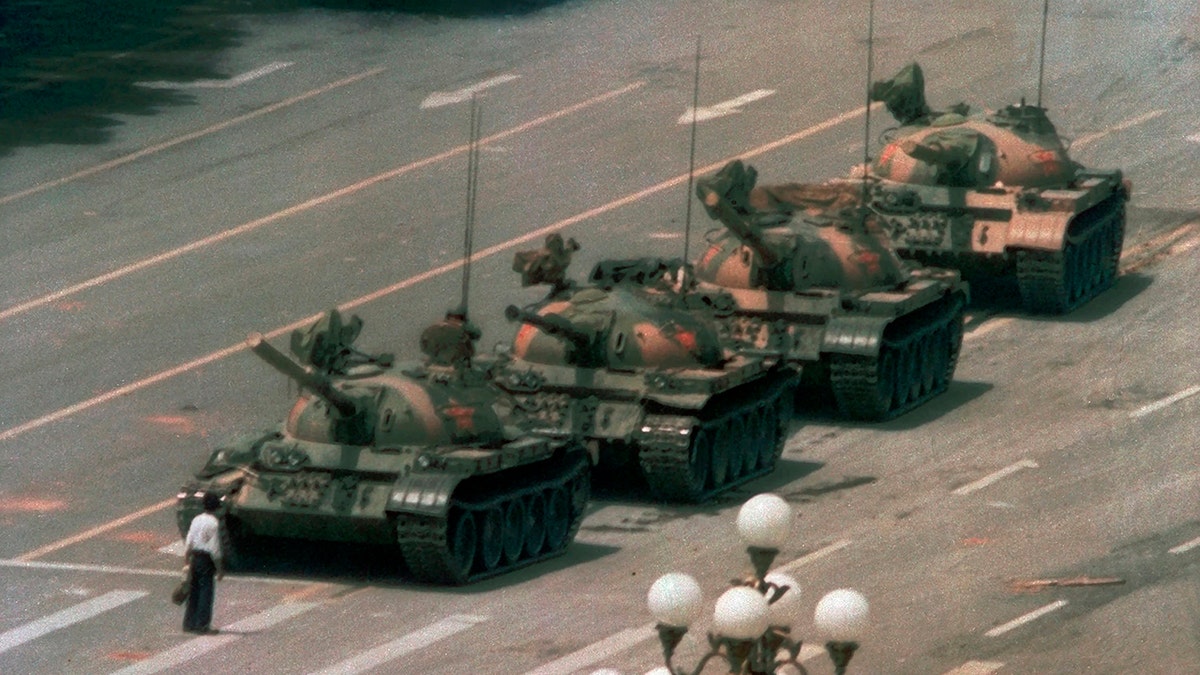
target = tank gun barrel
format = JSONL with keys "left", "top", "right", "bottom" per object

{"left": 504, "top": 305, "right": 593, "bottom": 351}
{"left": 696, "top": 186, "right": 783, "bottom": 268}
{"left": 246, "top": 332, "right": 358, "bottom": 417}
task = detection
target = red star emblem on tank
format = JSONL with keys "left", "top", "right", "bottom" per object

{"left": 1030, "top": 149, "right": 1062, "bottom": 176}
{"left": 851, "top": 249, "right": 881, "bottom": 274}
{"left": 670, "top": 325, "right": 698, "bottom": 352}
{"left": 441, "top": 405, "right": 476, "bottom": 431}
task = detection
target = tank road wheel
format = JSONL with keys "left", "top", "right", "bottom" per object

{"left": 477, "top": 508, "right": 504, "bottom": 573}
{"left": 523, "top": 492, "right": 547, "bottom": 558}
{"left": 709, "top": 421, "right": 731, "bottom": 489}
{"left": 750, "top": 407, "right": 771, "bottom": 471}
{"left": 500, "top": 500, "right": 526, "bottom": 566}
{"left": 447, "top": 509, "right": 478, "bottom": 581}
{"left": 544, "top": 488, "right": 571, "bottom": 552}
{"left": 686, "top": 427, "right": 714, "bottom": 498}
{"left": 918, "top": 334, "right": 936, "bottom": 396}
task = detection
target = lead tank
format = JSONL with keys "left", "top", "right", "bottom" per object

{"left": 693, "top": 159, "right": 968, "bottom": 420}
{"left": 176, "top": 309, "right": 589, "bottom": 585}
{"left": 496, "top": 236, "right": 798, "bottom": 502}
{"left": 865, "top": 62, "right": 1129, "bottom": 313}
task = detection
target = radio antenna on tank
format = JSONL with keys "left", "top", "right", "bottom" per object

{"left": 460, "top": 95, "right": 482, "bottom": 318}
{"left": 1036, "top": 0, "right": 1050, "bottom": 107}
{"left": 860, "top": 0, "right": 876, "bottom": 205}
{"left": 683, "top": 36, "right": 702, "bottom": 265}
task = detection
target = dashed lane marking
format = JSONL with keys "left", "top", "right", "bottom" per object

{"left": 984, "top": 600, "right": 1067, "bottom": 638}
{"left": 0, "top": 80, "right": 645, "bottom": 324}
{"left": 0, "top": 590, "right": 147, "bottom": 655}
{"left": 0, "top": 558, "right": 311, "bottom": 585}
{"left": 421, "top": 74, "right": 521, "bottom": 108}
{"left": 107, "top": 602, "right": 320, "bottom": 675}
{"left": 308, "top": 615, "right": 488, "bottom": 675}
{"left": 680, "top": 89, "right": 776, "bottom": 124}
{"left": 952, "top": 460, "right": 1038, "bottom": 497}
{"left": 0, "top": 99, "right": 869, "bottom": 447}
{"left": 943, "top": 661, "right": 1005, "bottom": 674}
{"left": 1169, "top": 536, "right": 1200, "bottom": 555}
{"left": 136, "top": 61, "right": 293, "bottom": 89}
{"left": 0, "top": 67, "right": 386, "bottom": 206}
{"left": 1071, "top": 109, "right": 1166, "bottom": 150}
{"left": 1129, "top": 385, "right": 1200, "bottom": 419}
{"left": 14, "top": 498, "right": 175, "bottom": 562}
{"left": 524, "top": 623, "right": 656, "bottom": 675}
{"left": 775, "top": 539, "right": 853, "bottom": 574}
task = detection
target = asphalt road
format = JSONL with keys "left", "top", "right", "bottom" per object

{"left": 1, "top": 0, "right": 1198, "bottom": 673}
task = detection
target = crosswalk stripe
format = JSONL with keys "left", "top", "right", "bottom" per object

{"left": 0, "top": 590, "right": 147, "bottom": 655}
{"left": 108, "top": 602, "right": 319, "bottom": 675}
{"left": 307, "top": 614, "right": 488, "bottom": 675}
{"left": 525, "top": 623, "right": 657, "bottom": 675}
{"left": 943, "top": 660, "right": 1005, "bottom": 674}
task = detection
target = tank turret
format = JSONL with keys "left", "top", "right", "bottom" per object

{"left": 494, "top": 238, "right": 798, "bottom": 502}
{"left": 865, "top": 62, "right": 1128, "bottom": 313}
{"left": 177, "top": 311, "right": 590, "bottom": 585}
{"left": 691, "top": 160, "right": 967, "bottom": 421}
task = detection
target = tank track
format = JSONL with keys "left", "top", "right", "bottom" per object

{"left": 637, "top": 374, "right": 795, "bottom": 503}
{"left": 827, "top": 292, "right": 966, "bottom": 420}
{"left": 1015, "top": 193, "right": 1126, "bottom": 314}
{"left": 394, "top": 451, "right": 590, "bottom": 585}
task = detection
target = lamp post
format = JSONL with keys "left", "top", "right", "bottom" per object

{"left": 645, "top": 494, "right": 868, "bottom": 674}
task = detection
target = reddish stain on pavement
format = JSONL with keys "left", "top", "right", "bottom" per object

{"left": 0, "top": 497, "right": 68, "bottom": 513}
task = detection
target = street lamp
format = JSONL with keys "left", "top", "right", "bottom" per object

{"left": 645, "top": 494, "right": 868, "bottom": 674}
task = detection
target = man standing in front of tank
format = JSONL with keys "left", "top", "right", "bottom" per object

{"left": 182, "top": 492, "right": 225, "bottom": 634}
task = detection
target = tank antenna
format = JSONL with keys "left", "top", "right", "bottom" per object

{"left": 683, "top": 36, "right": 702, "bottom": 266}
{"left": 860, "top": 0, "right": 876, "bottom": 207}
{"left": 1036, "top": 0, "right": 1050, "bottom": 107}
{"left": 460, "top": 94, "right": 482, "bottom": 318}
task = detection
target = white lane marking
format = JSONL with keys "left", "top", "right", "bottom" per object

{"left": 137, "top": 61, "right": 293, "bottom": 89}
{"left": 421, "top": 74, "right": 521, "bottom": 108}
{"left": 775, "top": 539, "right": 853, "bottom": 574}
{"left": 984, "top": 600, "right": 1067, "bottom": 637}
{"left": 14, "top": 498, "right": 175, "bottom": 561}
{"left": 524, "top": 623, "right": 656, "bottom": 675}
{"left": 0, "top": 99, "right": 870, "bottom": 446}
{"left": 108, "top": 602, "right": 320, "bottom": 675}
{"left": 943, "top": 661, "right": 1005, "bottom": 675}
{"left": 1186, "top": 132, "right": 1200, "bottom": 143}
{"left": 952, "top": 460, "right": 1038, "bottom": 496}
{"left": 679, "top": 89, "right": 775, "bottom": 124}
{"left": 0, "top": 67, "right": 385, "bottom": 206}
{"left": 0, "top": 558, "right": 305, "bottom": 585}
{"left": 1169, "top": 536, "right": 1200, "bottom": 555}
{"left": 308, "top": 615, "right": 487, "bottom": 675}
{"left": 159, "top": 540, "right": 186, "bottom": 556}
{"left": 1129, "top": 385, "right": 1200, "bottom": 419}
{"left": 0, "top": 590, "right": 147, "bottom": 655}
{"left": 0, "top": 81, "right": 644, "bottom": 325}
{"left": 1071, "top": 109, "right": 1166, "bottom": 150}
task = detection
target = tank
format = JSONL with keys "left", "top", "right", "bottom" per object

{"left": 692, "top": 159, "right": 968, "bottom": 421}
{"left": 176, "top": 309, "right": 590, "bottom": 585}
{"left": 495, "top": 235, "right": 799, "bottom": 503}
{"left": 865, "top": 62, "right": 1129, "bottom": 313}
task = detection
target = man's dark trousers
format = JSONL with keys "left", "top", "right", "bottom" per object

{"left": 182, "top": 552, "right": 216, "bottom": 632}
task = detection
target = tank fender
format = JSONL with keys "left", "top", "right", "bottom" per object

{"left": 821, "top": 315, "right": 890, "bottom": 357}
{"left": 386, "top": 472, "right": 463, "bottom": 518}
